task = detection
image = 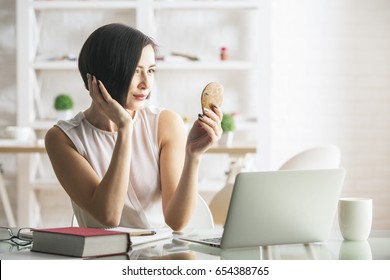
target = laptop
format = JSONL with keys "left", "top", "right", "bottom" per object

{"left": 181, "top": 168, "right": 345, "bottom": 249}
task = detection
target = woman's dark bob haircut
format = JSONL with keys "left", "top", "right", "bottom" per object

{"left": 78, "top": 23, "right": 157, "bottom": 107}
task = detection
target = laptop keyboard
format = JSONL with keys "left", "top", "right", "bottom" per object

{"left": 202, "top": 237, "right": 221, "bottom": 244}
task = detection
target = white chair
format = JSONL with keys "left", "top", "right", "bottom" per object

{"left": 0, "top": 170, "right": 16, "bottom": 227}
{"left": 208, "top": 182, "right": 234, "bottom": 226}
{"left": 71, "top": 213, "right": 79, "bottom": 227}
{"left": 278, "top": 145, "right": 341, "bottom": 170}
{"left": 182, "top": 194, "right": 215, "bottom": 230}
{"left": 208, "top": 158, "right": 246, "bottom": 226}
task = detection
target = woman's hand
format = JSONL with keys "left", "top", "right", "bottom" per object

{"left": 186, "top": 105, "right": 223, "bottom": 158}
{"left": 88, "top": 74, "right": 132, "bottom": 129}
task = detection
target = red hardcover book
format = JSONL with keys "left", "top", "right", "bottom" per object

{"left": 31, "top": 227, "right": 131, "bottom": 258}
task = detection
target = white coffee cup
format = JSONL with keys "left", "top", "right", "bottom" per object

{"left": 338, "top": 197, "right": 372, "bottom": 241}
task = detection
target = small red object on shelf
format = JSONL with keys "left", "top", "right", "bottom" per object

{"left": 220, "top": 47, "right": 228, "bottom": 61}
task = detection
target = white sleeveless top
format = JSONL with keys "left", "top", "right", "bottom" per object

{"left": 56, "top": 106, "right": 166, "bottom": 229}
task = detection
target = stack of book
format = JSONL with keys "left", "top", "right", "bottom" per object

{"left": 30, "top": 226, "right": 173, "bottom": 258}
{"left": 31, "top": 227, "right": 131, "bottom": 258}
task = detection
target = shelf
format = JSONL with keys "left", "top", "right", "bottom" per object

{"left": 31, "top": 1, "right": 259, "bottom": 11}
{"left": 30, "top": 119, "right": 259, "bottom": 133}
{"left": 0, "top": 139, "right": 255, "bottom": 158}
{"left": 207, "top": 146, "right": 256, "bottom": 156}
{"left": 0, "top": 140, "right": 46, "bottom": 153}
{"left": 32, "top": 1, "right": 138, "bottom": 10}
{"left": 157, "top": 61, "right": 257, "bottom": 70}
{"left": 33, "top": 61, "right": 77, "bottom": 70}
{"left": 31, "top": 179, "right": 60, "bottom": 191}
{"left": 33, "top": 60, "right": 256, "bottom": 71}
{"left": 31, "top": 119, "right": 56, "bottom": 130}
{"left": 153, "top": 1, "right": 260, "bottom": 10}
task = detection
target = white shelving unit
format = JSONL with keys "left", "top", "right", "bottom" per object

{"left": 15, "top": 0, "right": 269, "bottom": 226}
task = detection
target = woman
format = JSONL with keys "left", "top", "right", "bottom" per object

{"left": 45, "top": 23, "right": 222, "bottom": 231}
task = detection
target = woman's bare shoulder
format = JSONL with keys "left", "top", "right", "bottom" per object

{"left": 158, "top": 109, "right": 186, "bottom": 145}
{"left": 159, "top": 109, "right": 183, "bottom": 124}
{"left": 45, "top": 125, "right": 63, "bottom": 140}
{"left": 45, "top": 126, "right": 74, "bottom": 152}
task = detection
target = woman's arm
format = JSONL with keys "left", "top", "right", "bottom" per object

{"left": 45, "top": 77, "right": 133, "bottom": 227}
{"left": 159, "top": 107, "right": 222, "bottom": 231}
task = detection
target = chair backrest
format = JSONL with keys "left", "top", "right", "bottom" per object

{"left": 278, "top": 145, "right": 341, "bottom": 170}
{"left": 0, "top": 171, "right": 17, "bottom": 227}
{"left": 183, "top": 193, "right": 215, "bottom": 230}
{"left": 208, "top": 182, "right": 234, "bottom": 226}
{"left": 71, "top": 213, "right": 79, "bottom": 227}
{"left": 208, "top": 158, "right": 248, "bottom": 226}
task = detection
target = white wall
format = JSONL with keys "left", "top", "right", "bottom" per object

{"left": 0, "top": 0, "right": 389, "bottom": 229}
{"left": 270, "top": 0, "right": 390, "bottom": 229}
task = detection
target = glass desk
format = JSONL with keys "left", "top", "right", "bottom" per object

{"left": 0, "top": 230, "right": 389, "bottom": 260}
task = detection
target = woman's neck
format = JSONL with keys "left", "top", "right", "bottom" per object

{"left": 83, "top": 107, "right": 117, "bottom": 132}
{"left": 83, "top": 103, "right": 136, "bottom": 132}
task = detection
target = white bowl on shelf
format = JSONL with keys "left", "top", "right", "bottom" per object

{"left": 4, "top": 126, "right": 35, "bottom": 142}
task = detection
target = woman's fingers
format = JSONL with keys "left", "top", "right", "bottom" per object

{"left": 88, "top": 74, "right": 98, "bottom": 100}
{"left": 88, "top": 74, "right": 108, "bottom": 107}
{"left": 198, "top": 119, "right": 220, "bottom": 141}
{"left": 199, "top": 107, "right": 223, "bottom": 138}
{"left": 86, "top": 74, "right": 132, "bottom": 129}
{"left": 87, "top": 73, "right": 92, "bottom": 96}
{"left": 97, "top": 80, "right": 112, "bottom": 103}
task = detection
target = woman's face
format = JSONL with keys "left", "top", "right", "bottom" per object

{"left": 126, "top": 44, "right": 156, "bottom": 110}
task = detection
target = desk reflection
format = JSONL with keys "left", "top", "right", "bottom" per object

{"left": 187, "top": 243, "right": 333, "bottom": 260}
{"left": 128, "top": 239, "right": 197, "bottom": 260}
{"left": 82, "top": 240, "right": 374, "bottom": 260}
{"left": 187, "top": 243, "right": 262, "bottom": 260}
{"left": 126, "top": 238, "right": 263, "bottom": 260}
{"left": 1, "top": 231, "right": 389, "bottom": 260}
{"left": 263, "top": 243, "right": 333, "bottom": 260}
{"left": 0, "top": 241, "right": 32, "bottom": 254}
{"left": 339, "top": 240, "right": 372, "bottom": 260}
